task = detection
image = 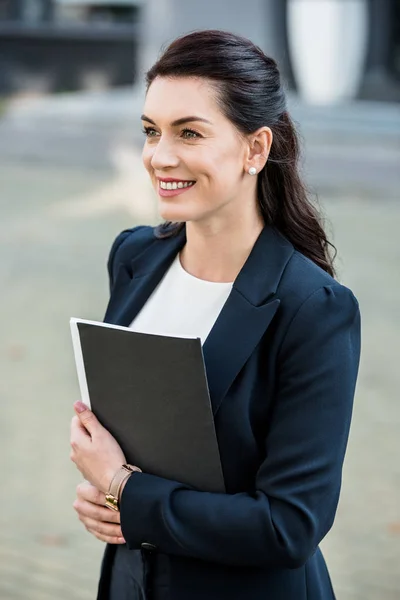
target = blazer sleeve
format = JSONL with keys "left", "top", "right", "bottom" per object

{"left": 119, "top": 284, "right": 361, "bottom": 569}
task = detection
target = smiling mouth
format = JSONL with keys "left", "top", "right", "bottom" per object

{"left": 159, "top": 181, "right": 196, "bottom": 190}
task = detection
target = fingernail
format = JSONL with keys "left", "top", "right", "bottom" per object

{"left": 74, "top": 401, "right": 87, "bottom": 414}
{"left": 118, "top": 537, "right": 126, "bottom": 543}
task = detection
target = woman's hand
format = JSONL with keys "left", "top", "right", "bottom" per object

{"left": 70, "top": 401, "right": 126, "bottom": 494}
{"left": 74, "top": 480, "right": 126, "bottom": 544}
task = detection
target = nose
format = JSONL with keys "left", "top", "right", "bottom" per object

{"left": 149, "top": 136, "right": 180, "bottom": 171}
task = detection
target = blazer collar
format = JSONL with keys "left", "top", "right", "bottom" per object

{"left": 105, "top": 225, "right": 294, "bottom": 414}
{"left": 128, "top": 224, "right": 293, "bottom": 303}
{"left": 233, "top": 225, "right": 294, "bottom": 306}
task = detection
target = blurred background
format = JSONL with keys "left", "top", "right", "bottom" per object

{"left": 0, "top": 1, "right": 399, "bottom": 599}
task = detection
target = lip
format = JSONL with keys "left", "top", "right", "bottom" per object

{"left": 157, "top": 177, "right": 195, "bottom": 183}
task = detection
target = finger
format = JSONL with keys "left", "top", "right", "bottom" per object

{"left": 71, "top": 414, "right": 87, "bottom": 433}
{"left": 74, "top": 402, "right": 100, "bottom": 436}
{"left": 70, "top": 416, "right": 91, "bottom": 447}
{"left": 81, "top": 516, "right": 124, "bottom": 539}
{"left": 76, "top": 481, "right": 106, "bottom": 506}
{"left": 73, "top": 498, "right": 121, "bottom": 524}
{"left": 87, "top": 527, "right": 126, "bottom": 545}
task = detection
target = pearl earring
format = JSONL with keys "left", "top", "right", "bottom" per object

{"left": 248, "top": 167, "right": 257, "bottom": 176}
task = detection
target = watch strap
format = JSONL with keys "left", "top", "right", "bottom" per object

{"left": 105, "top": 464, "right": 142, "bottom": 511}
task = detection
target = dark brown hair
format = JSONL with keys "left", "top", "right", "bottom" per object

{"left": 146, "top": 30, "right": 336, "bottom": 277}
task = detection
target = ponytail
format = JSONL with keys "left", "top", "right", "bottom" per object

{"left": 259, "top": 112, "right": 336, "bottom": 277}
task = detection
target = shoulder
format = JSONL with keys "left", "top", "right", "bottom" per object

{"left": 108, "top": 225, "right": 156, "bottom": 264}
{"left": 277, "top": 249, "right": 360, "bottom": 325}
{"left": 270, "top": 250, "right": 361, "bottom": 369}
{"left": 107, "top": 225, "right": 157, "bottom": 286}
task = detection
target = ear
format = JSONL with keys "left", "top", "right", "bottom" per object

{"left": 245, "top": 127, "right": 273, "bottom": 173}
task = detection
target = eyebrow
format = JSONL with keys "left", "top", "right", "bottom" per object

{"left": 141, "top": 114, "right": 213, "bottom": 127}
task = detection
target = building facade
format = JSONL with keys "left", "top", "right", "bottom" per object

{"left": 0, "top": 0, "right": 399, "bottom": 101}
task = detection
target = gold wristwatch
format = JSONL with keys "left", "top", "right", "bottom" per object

{"left": 105, "top": 464, "right": 142, "bottom": 511}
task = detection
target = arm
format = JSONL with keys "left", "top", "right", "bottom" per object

{"left": 120, "top": 284, "right": 361, "bottom": 568}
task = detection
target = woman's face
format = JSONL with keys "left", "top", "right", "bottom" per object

{"left": 141, "top": 76, "right": 254, "bottom": 225}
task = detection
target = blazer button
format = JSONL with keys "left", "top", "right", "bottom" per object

{"left": 141, "top": 542, "right": 157, "bottom": 552}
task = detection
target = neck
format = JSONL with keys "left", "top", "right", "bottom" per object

{"left": 180, "top": 213, "right": 265, "bottom": 283}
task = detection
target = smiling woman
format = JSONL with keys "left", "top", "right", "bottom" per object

{"left": 141, "top": 31, "right": 336, "bottom": 278}
{"left": 138, "top": 73, "right": 275, "bottom": 243}
{"left": 70, "top": 29, "right": 361, "bottom": 600}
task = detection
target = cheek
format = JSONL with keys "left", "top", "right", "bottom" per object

{"left": 191, "top": 151, "right": 227, "bottom": 185}
{"left": 205, "top": 160, "right": 240, "bottom": 192}
{"left": 204, "top": 145, "right": 242, "bottom": 181}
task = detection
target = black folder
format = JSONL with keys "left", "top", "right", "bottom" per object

{"left": 70, "top": 318, "right": 225, "bottom": 493}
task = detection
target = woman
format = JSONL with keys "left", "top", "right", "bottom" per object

{"left": 70, "top": 30, "right": 361, "bottom": 600}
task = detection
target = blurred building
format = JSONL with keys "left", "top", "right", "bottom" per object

{"left": 0, "top": 0, "right": 142, "bottom": 94}
{"left": 0, "top": 0, "right": 399, "bottom": 101}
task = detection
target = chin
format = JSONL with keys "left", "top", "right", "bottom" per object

{"left": 158, "top": 203, "right": 197, "bottom": 223}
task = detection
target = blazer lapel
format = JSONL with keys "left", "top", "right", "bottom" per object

{"left": 203, "top": 226, "right": 294, "bottom": 415}
{"left": 104, "top": 228, "right": 186, "bottom": 327}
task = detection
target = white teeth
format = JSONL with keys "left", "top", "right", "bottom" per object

{"left": 159, "top": 180, "right": 195, "bottom": 190}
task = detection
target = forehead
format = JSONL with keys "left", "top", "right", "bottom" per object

{"left": 144, "top": 76, "right": 222, "bottom": 121}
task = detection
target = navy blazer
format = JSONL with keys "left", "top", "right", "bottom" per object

{"left": 97, "top": 224, "right": 361, "bottom": 600}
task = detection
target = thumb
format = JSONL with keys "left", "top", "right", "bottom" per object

{"left": 74, "top": 401, "right": 98, "bottom": 434}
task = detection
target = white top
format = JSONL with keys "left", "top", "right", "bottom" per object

{"left": 129, "top": 254, "right": 233, "bottom": 344}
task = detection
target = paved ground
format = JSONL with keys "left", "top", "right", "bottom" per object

{"left": 0, "top": 90, "right": 399, "bottom": 599}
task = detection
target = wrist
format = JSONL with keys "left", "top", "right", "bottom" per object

{"left": 117, "top": 465, "right": 142, "bottom": 504}
{"left": 118, "top": 477, "right": 130, "bottom": 502}
{"left": 105, "top": 464, "right": 142, "bottom": 511}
